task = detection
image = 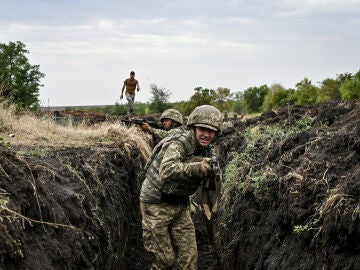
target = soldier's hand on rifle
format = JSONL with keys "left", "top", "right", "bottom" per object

{"left": 140, "top": 122, "right": 150, "bottom": 131}
{"left": 200, "top": 158, "right": 212, "bottom": 176}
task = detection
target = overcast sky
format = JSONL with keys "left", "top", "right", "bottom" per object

{"left": 1, "top": 0, "right": 359, "bottom": 106}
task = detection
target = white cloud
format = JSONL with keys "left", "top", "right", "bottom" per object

{"left": 1, "top": 0, "right": 359, "bottom": 106}
{"left": 96, "top": 20, "right": 116, "bottom": 31}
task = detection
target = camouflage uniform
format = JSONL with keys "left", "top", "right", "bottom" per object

{"left": 140, "top": 105, "right": 223, "bottom": 270}
{"left": 148, "top": 109, "right": 184, "bottom": 145}
{"left": 148, "top": 126, "right": 187, "bottom": 144}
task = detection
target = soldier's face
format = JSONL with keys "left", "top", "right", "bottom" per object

{"left": 195, "top": 126, "right": 216, "bottom": 147}
{"left": 162, "top": 118, "right": 172, "bottom": 130}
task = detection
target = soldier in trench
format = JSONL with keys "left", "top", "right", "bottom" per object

{"left": 140, "top": 105, "right": 223, "bottom": 270}
{"left": 139, "top": 108, "right": 185, "bottom": 145}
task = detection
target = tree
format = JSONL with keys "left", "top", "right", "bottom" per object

{"left": 316, "top": 78, "right": 341, "bottom": 103}
{"left": 263, "top": 84, "right": 296, "bottom": 111}
{"left": 294, "top": 78, "right": 318, "bottom": 105}
{"left": 243, "top": 85, "right": 269, "bottom": 113}
{"left": 0, "top": 41, "right": 45, "bottom": 110}
{"left": 336, "top": 72, "right": 353, "bottom": 84}
{"left": 214, "top": 87, "right": 232, "bottom": 112}
{"left": 185, "top": 87, "right": 217, "bottom": 115}
{"left": 339, "top": 70, "right": 360, "bottom": 100}
{"left": 231, "top": 91, "right": 245, "bottom": 114}
{"left": 148, "top": 83, "right": 171, "bottom": 113}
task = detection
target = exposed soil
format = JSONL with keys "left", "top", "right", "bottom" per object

{"left": 214, "top": 101, "right": 360, "bottom": 270}
{"left": 1, "top": 101, "right": 360, "bottom": 270}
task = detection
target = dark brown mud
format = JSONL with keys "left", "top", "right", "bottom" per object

{"left": 1, "top": 101, "right": 360, "bottom": 269}
{"left": 214, "top": 101, "right": 360, "bottom": 270}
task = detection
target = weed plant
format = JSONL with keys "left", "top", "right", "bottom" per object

{"left": 223, "top": 114, "right": 314, "bottom": 197}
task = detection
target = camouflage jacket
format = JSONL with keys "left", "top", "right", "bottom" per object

{"left": 148, "top": 126, "right": 187, "bottom": 145}
{"left": 140, "top": 130, "right": 211, "bottom": 204}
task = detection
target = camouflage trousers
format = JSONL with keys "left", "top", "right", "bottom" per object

{"left": 140, "top": 201, "right": 198, "bottom": 270}
{"left": 125, "top": 92, "right": 135, "bottom": 114}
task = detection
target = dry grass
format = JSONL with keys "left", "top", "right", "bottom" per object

{"left": 0, "top": 104, "right": 152, "bottom": 159}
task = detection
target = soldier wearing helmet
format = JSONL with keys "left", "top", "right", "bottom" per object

{"left": 140, "top": 105, "right": 223, "bottom": 270}
{"left": 140, "top": 108, "right": 185, "bottom": 145}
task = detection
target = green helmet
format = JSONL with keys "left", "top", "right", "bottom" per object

{"left": 160, "top": 109, "right": 183, "bottom": 125}
{"left": 187, "top": 105, "right": 223, "bottom": 134}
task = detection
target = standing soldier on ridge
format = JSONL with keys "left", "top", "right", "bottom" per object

{"left": 140, "top": 105, "right": 223, "bottom": 270}
{"left": 120, "top": 71, "right": 140, "bottom": 117}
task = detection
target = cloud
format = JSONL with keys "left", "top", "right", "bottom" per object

{"left": 1, "top": 0, "right": 359, "bottom": 106}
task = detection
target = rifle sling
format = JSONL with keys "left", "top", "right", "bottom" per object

{"left": 202, "top": 180, "right": 222, "bottom": 221}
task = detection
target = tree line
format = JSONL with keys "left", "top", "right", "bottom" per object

{"left": 1, "top": 41, "right": 359, "bottom": 114}
{"left": 151, "top": 71, "right": 360, "bottom": 116}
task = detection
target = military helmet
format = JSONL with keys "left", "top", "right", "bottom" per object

{"left": 160, "top": 109, "right": 183, "bottom": 125}
{"left": 187, "top": 105, "right": 223, "bottom": 134}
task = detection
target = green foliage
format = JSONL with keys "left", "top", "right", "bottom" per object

{"left": 0, "top": 41, "right": 44, "bottom": 111}
{"left": 294, "top": 78, "right": 318, "bottom": 105}
{"left": 16, "top": 147, "right": 47, "bottom": 157}
{"left": 293, "top": 218, "right": 320, "bottom": 234}
{"left": 262, "top": 84, "right": 295, "bottom": 111}
{"left": 133, "top": 102, "right": 147, "bottom": 115}
{"left": 213, "top": 87, "right": 233, "bottom": 112}
{"left": 336, "top": 72, "right": 353, "bottom": 84}
{"left": 339, "top": 70, "right": 360, "bottom": 100}
{"left": 189, "top": 87, "right": 217, "bottom": 108}
{"left": 112, "top": 102, "right": 128, "bottom": 115}
{"left": 243, "top": 85, "right": 269, "bottom": 113}
{"left": 148, "top": 83, "right": 171, "bottom": 113}
{"left": 224, "top": 115, "right": 314, "bottom": 198}
{"left": 316, "top": 78, "right": 341, "bottom": 103}
{"left": 171, "top": 101, "right": 193, "bottom": 117}
{"left": 0, "top": 137, "right": 11, "bottom": 149}
{"left": 295, "top": 115, "right": 313, "bottom": 130}
{"left": 231, "top": 100, "right": 245, "bottom": 114}
{"left": 231, "top": 91, "right": 245, "bottom": 114}
{"left": 0, "top": 195, "right": 10, "bottom": 207}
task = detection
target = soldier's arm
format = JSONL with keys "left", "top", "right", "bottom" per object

{"left": 148, "top": 128, "right": 170, "bottom": 141}
{"left": 122, "top": 78, "right": 128, "bottom": 93}
{"left": 159, "top": 142, "right": 203, "bottom": 183}
{"left": 121, "top": 82, "right": 126, "bottom": 96}
{"left": 149, "top": 127, "right": 183, "bottom": 141}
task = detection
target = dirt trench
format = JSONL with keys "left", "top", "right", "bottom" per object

{"left": 1, "top": 101, "right": 360, "bottom": 269}
{"left": 214, "top": 101, "right": 360, "bottom": 270}
{"left": 0, "top": 144, "right": 148, "bottom": 269}
{"left": 0, "top": 144, "right": 218, "bottom": 269}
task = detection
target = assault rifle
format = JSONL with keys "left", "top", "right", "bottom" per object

{"left": 121, "top": 118, "right": 162, "bottom": 129}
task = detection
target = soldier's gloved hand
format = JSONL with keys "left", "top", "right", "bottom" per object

{"left": 140, "top": 123, "right": 150, "bottom": 131}
{"left": 200, "top": 158, "right": 212, "bottom": 176}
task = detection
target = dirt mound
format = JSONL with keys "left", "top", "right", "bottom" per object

{"left": 0, "top": 145, "right": 147, "bottom": 269}
{"left": 2, "top": 100, "right": 360, "bottom": 269}
{"left": 214, "top": 100, "right": 360, "bottom": 269}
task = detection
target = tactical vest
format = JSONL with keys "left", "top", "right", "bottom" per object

{"left": 143, "top": 131, "right": 203, "bottom": 201}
